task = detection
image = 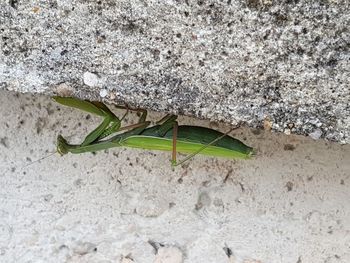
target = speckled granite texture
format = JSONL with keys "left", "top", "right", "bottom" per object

{"left": 1, "top": 0, "right": 349, "bottom": 143}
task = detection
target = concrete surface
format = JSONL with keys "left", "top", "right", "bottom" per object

{"left": 1, "top": 0, "right": 350, "bottom": 143}
{"left": 1, "top": 90, "right": 349, "bottom": 263}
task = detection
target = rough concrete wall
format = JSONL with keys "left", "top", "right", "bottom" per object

{"left": 0, "top": 0, "right": 349, "bottom": 143}
{"left": 1, "top": 90, "right": 350, "bottom": 263}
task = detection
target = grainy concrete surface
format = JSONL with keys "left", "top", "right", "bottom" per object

{"left": 1, "top": 0, "right": 349, "bottom": 143}
{"left": 0, "top": 90, "right": 349, "bottom": 263}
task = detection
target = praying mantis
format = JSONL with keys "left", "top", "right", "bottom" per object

{"left": 53, "top": 97, "right": 254, "bottom": 166}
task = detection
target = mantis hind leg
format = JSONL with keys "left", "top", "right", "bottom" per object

{"left": 147, "top": 114, "right": 179, "bottom": 166}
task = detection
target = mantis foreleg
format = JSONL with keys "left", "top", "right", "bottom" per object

{"left": 54, "top": 97, "right": 151, "bottom": 145}
{"left": 55, "top": 100, "right": 152, "bottom": 155}
{"left": 99, "top": 107, "right": 149, "bottom": 139}
{"left": 53, "top": 97, "right": 123, "bottom": 146}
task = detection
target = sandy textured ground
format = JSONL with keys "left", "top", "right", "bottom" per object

{"left": 0, "top": 89, "right": 349, "bottom": 263}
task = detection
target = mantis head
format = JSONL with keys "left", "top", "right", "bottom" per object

{"left": 56, "top": 135, "right": 69, "bottom": 155}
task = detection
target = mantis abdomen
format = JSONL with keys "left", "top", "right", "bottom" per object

{"left": 122, "top": 125, "right": 253, "bottom": 159}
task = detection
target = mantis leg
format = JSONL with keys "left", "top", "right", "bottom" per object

{"left": 112, "top": 107, "right": 151, "bottom": 138}
{"left": 156, "top": 114, "right": 175, "bottom": 125}
{"left": 57, "top": 135, "right": 121, "bottom": 155}
{"left": 81, "top": 115, "right": 116, "bottom": 146}
{"left": 156, "top": 115, "right": 178, "bottom": 136}
{"left": 81, "top": 110, "right": 125, "bottom": 146}
{"left": 96, "top": 107, "right": 129, "bottom": 140}
{"left": 97, "top": 106, "right": 149, "bottom": 140}
{"left": 171, "top": 121, "right": 178, "bottom": 166}
{"left": 54, "top": 97, "right": 150, "bottom": 145}
{"left": 53, "top": 97, "right": 108, "bottom": 117}
{"left": 57, "top": 119, "right": 151, "bottom": 155}
{"left": 53, "top": 97, "right": 122, "bottom": 146}
{"left": 54, "top": 96, "right": 153, "bottom": 155}
{"left": 144, "top": 114, "right": 179, "bottom": 166}
{"left": 84, "top": 103, "right": 151, "bottom": 143}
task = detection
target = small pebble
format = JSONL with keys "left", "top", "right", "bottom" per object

{"left": 99, "top": 89, "right": 108, "bottom": 98}
{"left": 83, "top": 72, "right": 100, "bottom": 87}
{"left": 309, "top": 129, "right": 322, "bottom": 140}
{"left": 109, "top": 92, "right": 116, "bottom": 100}
{"left": 263, "top": 118, "right": 272, "bottom": 131}
{"left": 55, "top": 83, "right": 73, "bottom": 96}
{"left": 284, "top": 128, "right": 291, "bottom": 135}
{"left": 154, "top": 247, "right": 183, "bottom": 263}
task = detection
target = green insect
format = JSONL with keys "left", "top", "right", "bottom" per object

{"left": 53, "top": 96, "right": 254, "bottom": 166}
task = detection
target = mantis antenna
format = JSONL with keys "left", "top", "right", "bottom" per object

{"left": 21, "top": 151, "right": 57, "bottom": 169}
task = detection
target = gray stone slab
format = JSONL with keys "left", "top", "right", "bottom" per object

{"left": 1, "top": 0, "right": 349, "bottom": 143}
